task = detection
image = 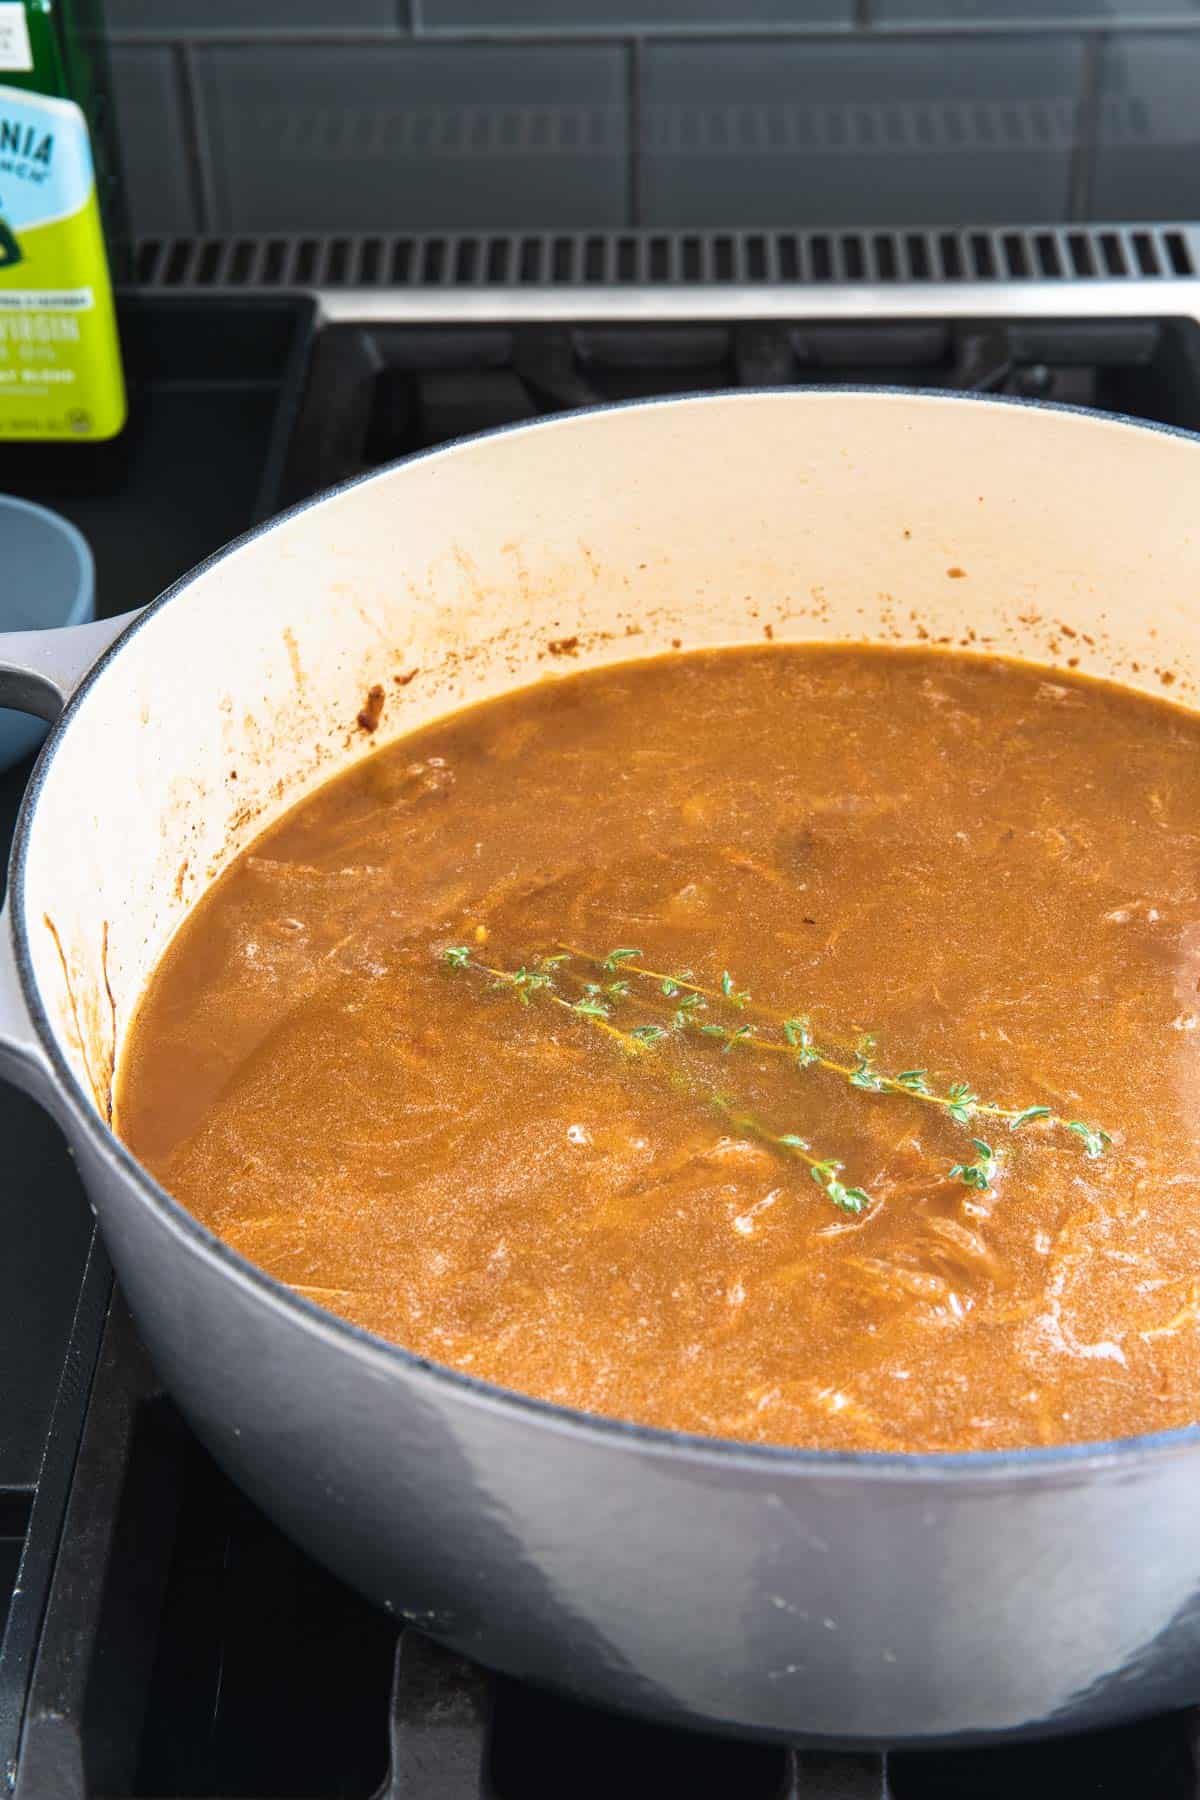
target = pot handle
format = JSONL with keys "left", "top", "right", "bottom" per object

{"left": 0, "top": 608, "right": 143, "bottom": 1116}
{"left": 0, "top": 608, "right": 142, "bottom": 722}
{"left": 0, "top": 900, "right": 65, "bottom": 1119}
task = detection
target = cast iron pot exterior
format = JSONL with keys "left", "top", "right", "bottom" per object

{"left": 2, "top": 391, "right": 1199, "bottom": 1746}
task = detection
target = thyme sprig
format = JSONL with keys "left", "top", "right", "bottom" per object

{"left": 560, "top": 945, "right": 1111, "bottom": 1167}
{"left": 948, "top": 1139, "right": 998, "bottom": 1191}
{"left": 441, "top": 946, "right": 869, "bottom": 1215}
{"left": 712, "top": 1100, "right": 870, "bottom": 1217}
{"left": 442, "top": 940, "right": 1113, "bottom": 1217}
{"left": 442, "top": 944, "right": 650, "bottom": 1056}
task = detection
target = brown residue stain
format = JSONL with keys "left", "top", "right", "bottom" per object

{"left": 44, "top": 914, "right": 111, "bottom": 1123}
{"left": 1067, "top": 657, "right": 1080, "bottom": 669}
{"left": 1161, "top": 670, "right": 1177, "bottom": 687}
{"left": 283, "top": 627, "right": 304, "bottom": 692}
{"left": 763, "top": 623, "right": 775, "bottom": 640}
{"left": 452, "top": 545, "right": 486, "bottom": 603}
{"left": 174, "top": 858, "right": 190, "bottom": 902}
{"left": 547, "top": 637, "right": 580, "bottom": 658}
{"left": 100, "top": 922, "right": 117, "bottom": 1123}
{"left": 579, "top": 542, "right": 600, "bottom": 580}
{"left": 393, "top": 669, "right": 419, "bottom": 687}
{"left": 357, "top": 685, "right": 386, "bottom": 733}
{"left": 946, "top": 567, "right": 967, "bottom": 580}
{"left": 671, "top": 638, "right": 682, "bottom": 650}
{"left": 230, "top": 769, "right": 238, "bottom": 781}
{"left": 1059, "top": 623, "right": 1077, "bottom": 640}
{"left": 902, "top": 529, "right": 912, "bottom": 540}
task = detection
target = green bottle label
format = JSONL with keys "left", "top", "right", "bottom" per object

{"left": 0, "top": 80, "right": 125, "bottom": 439}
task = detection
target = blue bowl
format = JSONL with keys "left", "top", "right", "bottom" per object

{"left": 0, "top": 496, "right": 95, "bottom": 771}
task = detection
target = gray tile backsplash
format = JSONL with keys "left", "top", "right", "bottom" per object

{"left": 874, "top": 0, "right": 1196, "bottom": 20}
{"left": 639, "top": 36, "right": 1084, "bottom": 226}
{"left": 108, "top": 46, "right": 199, "bottom": 236}
{"left": 106, "top": 0, "right": 402, "bottom": 28}
{"left": 422, "top": 0, "right": 851, "bottom": 28}
{"left": 1092, "top": 32, "right": 1200, "bottom": 217}
{"left": 102, "top": 1, "right": 1200, "bottom": 242}
{"left": 194, "top": 43, "right": 628, "bottom": 232}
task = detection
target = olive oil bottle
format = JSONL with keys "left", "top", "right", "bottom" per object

{"left": 0, "top": 0, "right": 125, "bottom": 439}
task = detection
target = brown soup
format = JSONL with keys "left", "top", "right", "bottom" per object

{"left": 117, "top": 645, "right": 1200, "bottom": 1453}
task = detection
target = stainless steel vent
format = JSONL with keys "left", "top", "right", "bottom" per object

{"left": 133, "top": 223, "right": 1199, "bottom": 294}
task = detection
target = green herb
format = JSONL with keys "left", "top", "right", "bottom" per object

{"left": 559, "top": 943, "right": 1112, "bottom": 1165}
{"left": 444, "top": 939, "right": 1117, "bottom": 1220}
{"left": 850, "top": 1054, "right": 885, "bottom": 1093}
{"left": 723, "top": 1114, "right": 870, "bottom": 1216}
{"left": 442, "top": 946, "right": 870, "bottom": 1216}
{"left": 949, "top": 1138, "right": 998, "bottom": 1191}
{"left": 671, "top": 992, "right": 705, "bottom": 1030}
{"left": 442, "top": 947, "right": 649, "bottom": 1058}
{"left": 572, "top": 996, "right": 611, "bottom": 1020}
{"left": 896, "top": 1069, "right": 931, "bottom": 1094}
{"left": 604, "top": 947, "right": 643, "bottom": 973}
{"left": 1067, "top": 1121, "right": 1112, "bottom": 1160}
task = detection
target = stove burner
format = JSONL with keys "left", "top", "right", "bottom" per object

{"left": 280, "top": 315, "right": 1200, "bottom": 511}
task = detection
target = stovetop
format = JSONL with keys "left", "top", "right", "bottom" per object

{"left": 5, "top": 292, "right": 1200, "bottom": 1798}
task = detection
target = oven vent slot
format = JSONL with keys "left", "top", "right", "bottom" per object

{"left": 132, "top": 224, "right": 1199, "bottom": 293}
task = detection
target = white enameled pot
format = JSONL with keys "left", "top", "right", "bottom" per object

{"left": 2, "top": 392, "right": 1200, "bottom": 1746}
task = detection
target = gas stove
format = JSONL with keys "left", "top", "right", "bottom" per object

{"left": 5, "top": 227, "right": 1200, "bottom": 1797}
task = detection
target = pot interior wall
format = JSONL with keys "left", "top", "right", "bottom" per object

{"left": 18, "top": 390, "right": 1200, "bottom": 1120}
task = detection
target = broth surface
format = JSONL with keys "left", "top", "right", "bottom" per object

{"left": 118, "top": 646, "right": 1200, "bottom": 1452}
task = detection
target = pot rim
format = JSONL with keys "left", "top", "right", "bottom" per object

{"left": 16, "top": 384, "right": 1200, "bottom": 1481}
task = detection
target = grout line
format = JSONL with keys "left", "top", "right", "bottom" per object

{"left": 103, "top": 16, "right": 1200, "bottom": 42}
{"left": 174, "top": 42, "right": 217, "bottom": 236}
{"left": 1068, "top": 30, "right": 1103, "bottom": 224}
{"left": 627, "top": 37, "right": 641, "bottom": 231}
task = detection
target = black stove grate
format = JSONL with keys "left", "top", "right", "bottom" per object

{"left": 275, "top": 313, "right": 1200, "bottom": 514}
